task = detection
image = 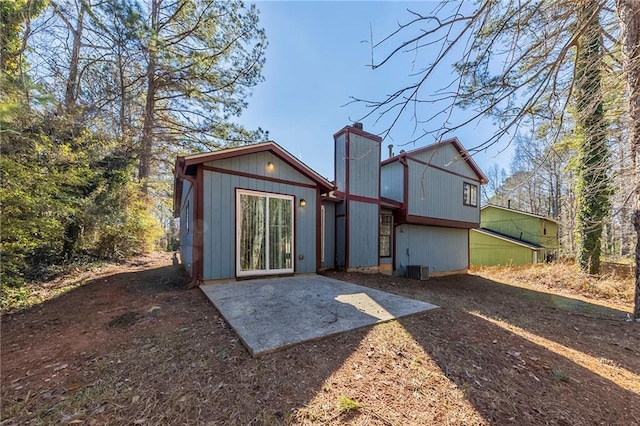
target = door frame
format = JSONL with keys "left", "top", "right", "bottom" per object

{"left": 236, "top": 189, "right": 295, "bottom": 277}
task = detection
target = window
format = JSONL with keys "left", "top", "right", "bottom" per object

{"left": 379, "top": 212, "right": 392, "bottom": 257}
{"left": 463, "top": 182, "right": 478, "bottom": 207}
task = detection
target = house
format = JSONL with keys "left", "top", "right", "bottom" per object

{"left": 469, "top": 204, "right": 559, "bottom": 266}
{"left": 173, "top": 123, "right": 488, "bottom": 283}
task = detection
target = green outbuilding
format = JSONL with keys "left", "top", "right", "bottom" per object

{"left": 470, "top": 205, "right": 558, "bottom": 267}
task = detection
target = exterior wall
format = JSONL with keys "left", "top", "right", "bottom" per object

{"left": 335, "top": 215, "right": 346, "bottom": 267}
{"left": 335, "top": 128, "right": 381, "bottom": 270}
{"left": 481, "top": 207, "right": 557, "bottom": 248}
{"left": 204, "top": 150, "right": 315, "bottom": 186}
{"left": 179, "top": 180, "right": 194, "bottom": 276}
{"left": 334, "top": 133, "right": 346, "bottom": 193}
{"left": 411, "top": 143, "right": 479, "bottom": 180}
{"left": 321, "top": 201, "right": 335, "bottom": 268}
{"left": 407, "top": 159, "right": 480, "bottom": 223}
{"left": 470, "top": 230, "right": 536, "bottom": 266}
{"left": 380, "top": 161, "right": 404, "bottom": 202}
{"left": 348, "top": 201, "right": 379, "bottom": 268}
{"left": 201, "top": 153, "right": 318, "bottom": 280}
{"left": 347, "top": 133, "right": 380, "bottom": 198}
{"left": 539, "top": 219, "right": 559, "bottom": 249}
{"left": 394, "top": 224, "right": 469, "bottom": 275}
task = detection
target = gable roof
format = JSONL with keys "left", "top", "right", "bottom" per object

{"left": 177, "top": 141, "right": 334, "bottom": 192}
{"left": 482, "top": 204, "right": 559, "bottom": 223}
{"left": 173, "top": 142, "right": 335, "bottom": 216}
{"left": 380, "top": 137, "right": 488, "bottom": 184}
{"left": 472, "top": 228, "right": 544, "bottom": 250}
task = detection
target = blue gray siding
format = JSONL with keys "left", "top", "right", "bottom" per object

{"left": 179, "top": 180, "right": 194, "bottom": 276}
{"left": 407, "top": 159, "right": 480, "bottom": 223}
{"left": 395, "top": 225, "right": 469, "bottom": 274}
{"left": 334, "top": 133, "right": 346, "bottom": 193}
{"left": 335, "top": 201, "right": 346, "bottom": 267}
{"left": 380, "top": 161, "right": 404, "bottom": 202}
{"left": 348, "top": 133, "right": 380, "bottom": 198}
{"left": 348, "top": 201, "right": 379, "bottom": 268}
{"left": 205, "top": 151, "right": 315, "bottom": 186}
{"left": 321, "top": 201, "right": 335, "bottom": 268}
{"left": 411, "top": 143, "right": 479, "bottom": 180}
{"left": 200, "top": 152, "right": 318, "bottom": 280}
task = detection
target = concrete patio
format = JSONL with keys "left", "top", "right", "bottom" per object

{"left": 201, "top": 275, "right": 438, "bottom": 357}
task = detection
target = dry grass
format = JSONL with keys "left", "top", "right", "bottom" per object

{"left": 474, "top": 261, "right": 635, "bottom": 306}
{"left": 2, "top": 254, "right": 639, "bottom": 425}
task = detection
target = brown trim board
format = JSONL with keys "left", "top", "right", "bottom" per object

{"left": 407, "top": 156, "right": 481, "bottom": 183}
{"left": 404, "top": 214, "right": 479, "bottom": 229}
{"left": 202, "top": 165, "right": 318, "bottom": 189}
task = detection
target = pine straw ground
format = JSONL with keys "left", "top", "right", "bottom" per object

{"left": 1, "top": 253, "right": 638, "bottom": 425}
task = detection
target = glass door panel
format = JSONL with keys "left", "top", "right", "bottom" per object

{"left": 269, "top": 197, "right": 292, "bottom": 270}
{"left": 239, "top": 193, "right": 266, "bottom": 272}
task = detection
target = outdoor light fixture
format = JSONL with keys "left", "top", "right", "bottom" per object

{"left": 299, "top": 199, "right": 307, "bottom": 207}
{"left": 266, "top": 161, "right": 274, "bottom": 171}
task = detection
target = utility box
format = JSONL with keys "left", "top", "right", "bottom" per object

{"left": 407, "top": 265, "right": 429, "bottom": 280}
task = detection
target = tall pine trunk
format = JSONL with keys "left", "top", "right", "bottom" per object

{"left": 138, "top": 0, "right": 159, "bottom": 195}
{"left": 575, "top": 0, "right": 609, "bottom": 275}
{"left": 615, "top": 0, "right": 640, "bottom": 318}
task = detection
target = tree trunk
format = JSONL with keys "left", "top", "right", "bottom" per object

{"left": 138, "top": 0, "right": 159, "bottom": 195}
{"left": 615, "top": 0, "right": 640, "bottom": 318}
{"left": 64, "top": 2, "right": 85, "bottom": 112}
{"left": 575, "top": 0, "right": 609, "bottom": 275}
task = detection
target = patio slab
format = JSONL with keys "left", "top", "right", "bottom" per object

{"left": 200, "top": 275, "right": 438, "bottom": 357}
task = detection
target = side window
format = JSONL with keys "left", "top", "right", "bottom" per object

{"left": 379, "top": 212, "right": 392, "bottom": 257}
{"left": 463, "top": 182, "right": 478, "bottom": 207}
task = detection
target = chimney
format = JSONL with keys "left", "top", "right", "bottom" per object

{"left": 353, "top": 122, "right": 363, "bottom": 130}
{"left": 388, "top": 144, "right": 393, "bottom": 158}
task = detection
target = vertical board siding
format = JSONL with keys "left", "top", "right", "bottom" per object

{"left": 180, "top": 180, "right": 194, "bottom": 276}
{"left": 202, "top": 169, "right": 317, "bottom": 280}
{"left": 348, "top": 201, "right": 379, "bottom": 267}
{"left": 334, "top": 134, "right": 346, "bottom": 193}
{"left": 470, "top": 230, "right": 536, "bottom": 266}
{"left": 204, "top": 151, "right": 315, "bottom": 186}
{"left": 335, "top": 215, "right": 346, "bottom": 267}
{"left": 412, "top": 144, "right": 479, "bottom": 180}
{"left": 407, "top": 161, "right": 480, "bottom": 223}
{"left": 395, "top": 224, "right": 468, "bottom": 274}
{"left": 380, "top": 162, "right": 404, "bottom": 202}
{"left": 481, "top": 207, "right": 558, "bottom": 248}
{"left": 321, "top": 201, "right": 336, "bottom": 268}
{"left": 348, "top": 133, "right": 380, "bottom": 198}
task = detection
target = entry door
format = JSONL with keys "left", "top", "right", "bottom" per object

{"left": 236, "top": 189, "right": 294, "bottom": 277}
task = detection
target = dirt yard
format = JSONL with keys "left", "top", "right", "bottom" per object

{"left": 2, "top": 253, "right": 639, "bottom": 425}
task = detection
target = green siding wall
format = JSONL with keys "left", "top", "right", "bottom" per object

{"left": 481, "top": 207, "right": 557, "bottom": 249}
{"left": 470, "top": 230, "right": 539, "bottom": 266}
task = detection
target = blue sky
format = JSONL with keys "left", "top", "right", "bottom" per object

{"left": 238, "top": 1, "right": 514, "bottom": 181}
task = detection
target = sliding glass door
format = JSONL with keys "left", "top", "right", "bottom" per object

{"left": 237, "top": 190, "right": 294, "bottom": 276}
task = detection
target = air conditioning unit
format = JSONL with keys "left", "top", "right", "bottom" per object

{"left": 407, "top": 265, "right": 429, "bottom": 281}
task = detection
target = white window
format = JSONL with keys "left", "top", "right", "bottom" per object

{"left": 236, "top": 189, "right": 294, "bottom": 276}
{"left": 463, "top": 182, "right": 478, "bottom": 207}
